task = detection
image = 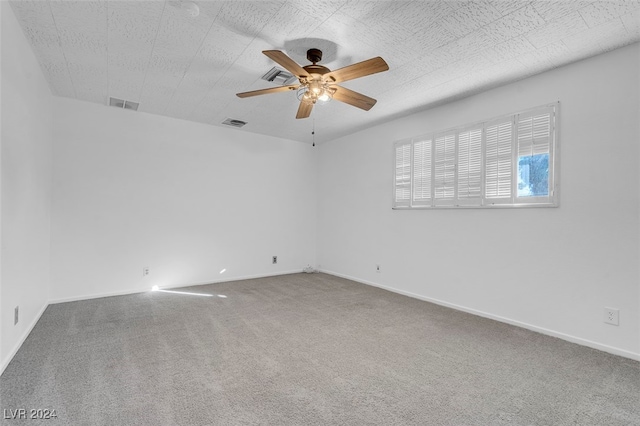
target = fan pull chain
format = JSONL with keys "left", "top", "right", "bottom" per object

{"left": 312, "top": 119, "right": 315, "bottom": 147}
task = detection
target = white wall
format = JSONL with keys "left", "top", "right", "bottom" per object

{"left": 317, "top": 43, "right": 640, "bottom": 359}
{"left": 51, "top": 99, "right": 317, "bottom": 301}
{"left": 1, "top": 1, "right": 53, "bottom": 371}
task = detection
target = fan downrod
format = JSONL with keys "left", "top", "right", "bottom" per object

{"left": 306, "top": 48, "right": 323, "bottom": 64}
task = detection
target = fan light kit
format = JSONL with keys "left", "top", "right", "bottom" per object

{"left": 297, "top": 82, "right": 333, "bottom": 104}
{"left": 237, "top": 48, "right": 389, "bottom": 119}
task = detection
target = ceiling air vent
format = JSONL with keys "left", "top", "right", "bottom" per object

{"left": 222, "top": 118, "right": 247, "bottom": 128}
{"left": 109, "top": 97, "right": 139, "bottom": 111}
{"left": 261, "top": 67, "right": 296, "bottom": 86}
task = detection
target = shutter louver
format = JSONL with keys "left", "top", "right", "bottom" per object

{"left": 485, "top": 120, "right": 512, "bottom": 200}
{"left": 457, "top": 127, "right": 482, "bottom": 203}
{"left": 394, "top": 142, "right": 411, "bottom": 207}
{"left": 434, "top": 133, "right": 455, "bottom": 202}
{"left": 412, "top": 139, "right": 432, "bottom": 206}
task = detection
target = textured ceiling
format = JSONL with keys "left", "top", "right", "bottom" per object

{"left": 9, "top": 0, "right": 640, "bottom": 143}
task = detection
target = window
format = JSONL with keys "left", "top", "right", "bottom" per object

{"left": 393, "top": 103, "right": 558, "bottom": 208}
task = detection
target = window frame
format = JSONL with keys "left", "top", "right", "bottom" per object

{"left": 392, "top": 102, "right": 559, "bottom": 209}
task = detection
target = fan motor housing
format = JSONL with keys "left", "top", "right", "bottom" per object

{"left": 306, "top": 48, "right": 323, "bottom": 64}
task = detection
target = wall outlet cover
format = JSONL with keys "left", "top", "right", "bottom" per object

{"left": 604, "top": 307, "right": 619, "bottom": 326}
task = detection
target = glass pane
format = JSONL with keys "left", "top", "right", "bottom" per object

{"left": 518, "top": 153, "right": 549, "bottom": 197}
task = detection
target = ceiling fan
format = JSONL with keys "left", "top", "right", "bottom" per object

{"left": 236, "top": 49, "right": 389, "bottom": 119}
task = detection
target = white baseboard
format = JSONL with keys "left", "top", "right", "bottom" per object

{"left": 181, "top": 269, "right": 304, "bottom": 288}
{"left": 50, "top": 286, "right": 151, "bottom": 305}
{"left": 49, "top": 269, "right": 304, "bottom": 304}
{"left": 320, "top": 269, "right": 640, "bottom": 362}
{"left": 0, "top": 301, "right": 49, "bottom": 377}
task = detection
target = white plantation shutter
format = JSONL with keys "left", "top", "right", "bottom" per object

{"left": 516, "top": 107, "right": 554, "bottom": 200}
{"left": 394, "top": 142, "right": 411, "bottom": 207}
{"left": 391, "top": 103, "right": 557, "bottom": 209}
{"left": 485, "top": 119, "right": 513, "bottom": 202}
{"left": 412, "top": 138, "right": 432, "bottom": 206}
{"left": 434, "top": 133, "right": 455, "bottom": 203}
{"left": 518, "top": 110, "right": 552, "bottom": 157}
{"left": 457, "top": 127, "right": 482, "bottom": 204}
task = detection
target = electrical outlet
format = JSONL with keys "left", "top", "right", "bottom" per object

{"left": 143, "top": 267, "right": 149, "bottom": 277}
{"left": 14, "top": 306, "right": 19, "bottom": 325}
{"left": 272, "top": 256, "right": 277, "bottom": 264}
{"left": 604, "top": 307, "right": 619, "bottom": 326}
{"left": 376, "top": 264, "right": 381, "bottom": 273}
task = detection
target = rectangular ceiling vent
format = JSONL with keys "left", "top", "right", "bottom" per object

{"left": 261, "top": 67, "right": 296, "bottom": 86}
{"left": 222, "top": 118, "right": 247, "bottom": 128}
{"left": 109, "top": 97, "right": 139, "bottom": 111}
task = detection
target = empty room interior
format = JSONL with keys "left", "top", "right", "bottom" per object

{"left": 1, "top": 0, "right": 639, "bottom": 424}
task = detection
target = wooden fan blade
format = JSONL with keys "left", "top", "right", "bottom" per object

{"left": 263, "top": 50, "right": 310, "bottom": 79}
{"left": 324, "top": 57, "right": 389, "bottom": 84}
{"left": 296, "top": 101, "right": 313, "bottom": 119}
{"left": 236, "top": 85, "right": 298, "bottom": 98}
{"left": 332, "top": 86, "right": 377, "bottom": 111}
